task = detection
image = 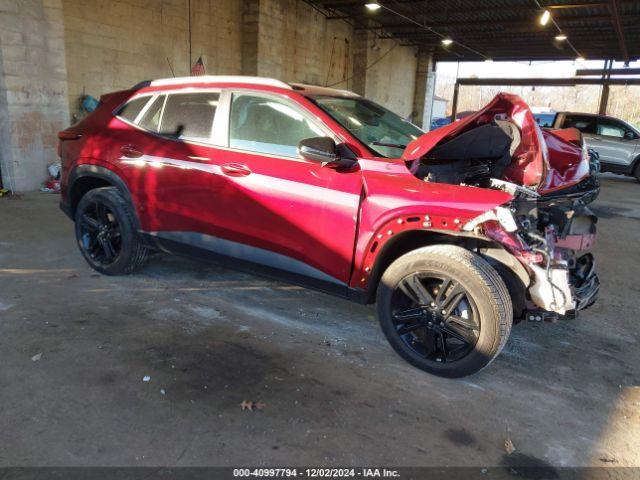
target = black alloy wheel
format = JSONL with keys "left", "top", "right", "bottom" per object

{"left": 391, "top": 272, "right": 480, "bottom": 363}
{"left": 78, "top": 201, "right": 122, "bottom": 266}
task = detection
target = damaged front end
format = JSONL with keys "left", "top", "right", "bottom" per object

{"left": 464, "top": 176, "right": 600, "bottom": 320}
{"left": 402, "top": 93, "right": 600, "bottom": 321}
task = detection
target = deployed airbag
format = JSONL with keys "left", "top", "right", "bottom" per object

{"left": 417, "top": 123, "right": 516, "bottom": 185}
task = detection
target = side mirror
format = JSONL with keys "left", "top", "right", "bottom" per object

{"left": 624, "top": 131, "right": 636, "bottom": 140}
{"left": 298, "top": 137, "right": 357, "bottom": 169}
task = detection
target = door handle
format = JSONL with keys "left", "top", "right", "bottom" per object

{"left": 221, "top": 163, "right": 251, "bottom": 177}
{"left": 120, "top": 144, "right": 143, "bottom": 158}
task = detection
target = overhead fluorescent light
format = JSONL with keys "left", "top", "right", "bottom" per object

{"left": 484, "top": 58, "right": 493, "bottom": 63}
{"left": 539, "top": 9, "right": 551, "bottom": 26}
{"left": 441, "top": 38, "right": 453, "bottom": 46}
{"left": 365, "top": 2, "right": 381, "bottom": 10}
{"left": 555, "top": 34, "right": 567, "bottom": 41}
{"left": 576, "top": 56, "right": 586, "bottom": 63}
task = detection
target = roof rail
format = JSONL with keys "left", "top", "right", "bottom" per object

{"left": 149, "top": 75, "right": 292, "bottom": 89}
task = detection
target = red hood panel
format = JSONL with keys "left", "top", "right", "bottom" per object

{"left": 402, "top": 93, "right": 549, "bottom": 188}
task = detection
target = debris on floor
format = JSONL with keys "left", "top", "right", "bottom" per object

{"left": 31, "top": 353, "right": 43, "bottom": 362}
{"left": 160, "top": 389, "right": 166, "bottom": 395}
{"left": 240, "top": 400, "right": 266, "bottom": 411}
{"left": 40, "top": 163, "right": 61, "bottom": 193}
{"left": 504, "top": 437, "right": 516, "bottom": 455}
{"left": 142, "top": 375, "right": 151, "bottom": 382}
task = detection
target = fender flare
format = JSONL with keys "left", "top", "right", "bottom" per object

{"left": 67, "top": 164, "right": 141, "bottom": 230}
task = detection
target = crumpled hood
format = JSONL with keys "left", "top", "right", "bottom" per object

{"left": 402, "top": 93, "right": 547, "bottom": 187}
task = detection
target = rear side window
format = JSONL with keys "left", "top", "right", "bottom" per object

{"left": 117, "top": 96, "right": 150, "bottom": 123}
{"left": 158, "top": 92, "right": 219, "bottom": 142}
{"left": 229, "top": 93, "right": 324, "bottom": 157}
{"left": 562, "top": 115, "right": 597, "bottom": 134}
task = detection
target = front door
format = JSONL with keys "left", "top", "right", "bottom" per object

{"left": 593, "top": 118, "right": 639, "bottom": 169}
{"left": 208, "top": 90, "right": 363, "bottom": 288}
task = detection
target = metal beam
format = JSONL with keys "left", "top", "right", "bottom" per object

{"left": 609, "top": 0, "right": 630, "bottom": 63}
{"left": 577, "top": 67, "right": 640, "bottom": 75}
{"left": 456, "top": 77, "right": 640, "bottom": 86}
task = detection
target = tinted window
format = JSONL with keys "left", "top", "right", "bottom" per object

{"left": 159, "top": 92, "right": 219, "bottom": 141}
{"left": 118, "top": 96, "right": 150, "bottom": 123}
{"left": 597, "top": 119, "right": 627, "bottom": 138}
{"left": 562, "top": 115, "right": 597, "bottom": 134}
{"left": 138, "top": 95, "right": 165, "bottom": 132}
{"left": 229, "top": 93, "right": 325, "bottom": 157}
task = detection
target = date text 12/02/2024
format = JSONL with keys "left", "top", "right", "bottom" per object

{"left": 232, "top": 468, "right": 400, "bottom": 478}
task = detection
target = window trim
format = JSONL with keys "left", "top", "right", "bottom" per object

{"left": 224, "top": 88, "right": 337, "bottom": 161}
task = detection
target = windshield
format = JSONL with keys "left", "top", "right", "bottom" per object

{"left": 312, "top": 96, "right": 423, "bottom": 158}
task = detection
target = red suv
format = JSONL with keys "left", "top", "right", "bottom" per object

{"left": 59, "top": 76, "right": 599, "bottom": 378}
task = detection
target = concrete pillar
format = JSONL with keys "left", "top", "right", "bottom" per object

{"left": 241, "top": 0, "right": 260, "bottom": 76}
{"left": 412, "top": 48, "right": 436, "bottom": 130}
{"left": 0, "top": 0, "right": 69, "bottom": 192}
{"left": 351, "top": 25, "right": 373, "bottom": 97}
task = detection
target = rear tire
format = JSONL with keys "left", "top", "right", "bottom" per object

{"left": 74, "top": 187, "right": 148, "bottom": 275}
{"left": 376, "top": 245, "right": 512, "bottom": 378}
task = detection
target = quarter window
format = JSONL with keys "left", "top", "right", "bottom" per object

{"left": 229, "top": 93, "right": 325, "bottom": 157}
{"left": 117, "top": 96, "right": 150, "bottom": 123}
{"left": 158, "top": 92, "right": 219, "bottom": 142}
{"left": 138, "top": 95, "right": 165, "bottom": 132}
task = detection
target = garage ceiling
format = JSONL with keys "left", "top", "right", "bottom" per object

{"left": 305, "top": 0, "right": 640, "bottom": 62}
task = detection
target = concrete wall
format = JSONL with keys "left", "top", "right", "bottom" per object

{"left": 0, "top": 0, "right": 422, "bottom": 191}
{"left": 363, "top": 37, "right": 417, "bottom": 119}
{"left": 0, "top": 0, "right": 70, "bottom": 192}
{"left": 62, "top": 0, "right": 244, "bottom": 120}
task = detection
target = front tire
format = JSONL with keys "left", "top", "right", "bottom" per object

{"left": 376, "top": 245, "right": 512, "bottom": 378}
{"left": 633, "top": 163, "right": 640, "bottom": 183}
{"left": 74, "top": 187, "right": 148, "bottom": 275}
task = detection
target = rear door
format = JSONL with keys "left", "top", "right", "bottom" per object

{"left": 111, "top": 90, "right": 225, "bottom": 233}
{"left": 207, "top": 90, "right": 363, "bottom": 288}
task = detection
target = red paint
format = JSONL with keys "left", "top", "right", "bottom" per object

{"left": 59, "top": 82, "right": 589, "bottom": 290}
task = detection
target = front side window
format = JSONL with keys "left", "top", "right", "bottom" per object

{"left": 159, "top": 92, "right": 219, "bottom": 142}
{"left": 312, "top": 96, "right": 423, "bottom": 157}
{"left": 229, "top": 93, "right": 325, "bottom": 157}
{"left": 597, "top": 119, "right": 636, "bottom": 139}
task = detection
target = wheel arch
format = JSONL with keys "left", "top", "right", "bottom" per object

{"left": 68, "top": 165, "right": 140, "bottom": 230}
{"left": 363, "top": 228, "right": 529, "bottom": 318}
{"left": 631, "top": 153, "right": 640, "bottom": 176}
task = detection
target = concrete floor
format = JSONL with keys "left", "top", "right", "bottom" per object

{"left": 1, "top": 174, "right": 639, "bottom": 468}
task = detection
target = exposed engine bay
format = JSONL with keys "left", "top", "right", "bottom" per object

{"left": 415, "top": 119, "right": 521, "bottom": 187}
{"left": 405, "top": 102, "right": 600, "bottom": 321}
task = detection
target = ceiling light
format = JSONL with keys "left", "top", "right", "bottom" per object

{"left": 441, "top": 38, "right": 453, "bottom": 46}
{"left": 484, "top": 58, "right": 493, "bottom": 63}
{"left": 365, "top": 1, "right": 381, "bottom": 10}
{"left": 576, "top": 56, "right": 585, "bottom": 63}
{"left": 555, "top": 34, "right": 567, "bottom": 41}
{"left": 539, "top": 9, "right": 551, "bottom": 26}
